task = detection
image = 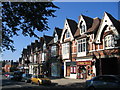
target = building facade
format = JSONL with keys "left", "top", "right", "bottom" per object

{"left": 19, "top": 12, "right": 120, "bottom": 80}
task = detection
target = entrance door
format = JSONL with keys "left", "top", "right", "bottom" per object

{"left": 66, "top": 66, "right": 70, "bottom": 76}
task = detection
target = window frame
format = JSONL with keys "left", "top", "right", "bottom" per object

{"left": 51, "top": 45, "right": 57, "bottom": 57}
{"left": 104, "top": 35, "right": 115, "bottom": 49}
{"left": 77, "top": 38, "right": 86, "bottom": 53}
{"left": 66, "top": 30, "right": 70, "bottom": 39}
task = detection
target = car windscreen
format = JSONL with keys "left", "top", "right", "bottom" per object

{"left": 38, "top": 75, "right": 44, "bottom": 78}
{"left": 26, "top": 74, "right": 32, "bottom": 77}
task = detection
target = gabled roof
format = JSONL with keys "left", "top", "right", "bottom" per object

{"left": 95, "top": 12, "right": 120, "bottom": 43}
{"left": 48, "top": 38, "right": 54, "bottom": 45}
{"left": 54, "top": 27, "right": 63, "bottom": 39}
{"left": 79, "top": 15, "right": 93, "bottom": 29}
{"left": 74, "top": 28, "right": 80, "bottom": 38}
{"left": 43, "top": 35, "right": 53, "bottom": 44}
{"left": 60, "top": 18, "right": 77, "bottom": 43}
{"left": 105, "top": 12, "right": 120, "bottom": 34}
{"left": 85, "top": 17, "right": 101, "bottom": 34}
{"left": 66, "top": 18, "right": 78, "bottom": 36}
{"left": 74, "top": 15, "right": 94, "bottom": 38}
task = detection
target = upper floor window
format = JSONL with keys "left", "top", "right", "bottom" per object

{"left": 62, "top": 42, "right": 70, "bottom": 54}
{"left": 43, "top": 43, "right": 46, "bottom": 50}
{"left": 54, "top": 33, "right": 58, "bottom": 43}
{"left": 66, "top": 30, "right": 70, "bottom": 38}
{"left": 78, "top": 38, "right": 86, "bottom": 53}
{"left": 51, "top": 45, "right": 57, "bottom": 57}
{"left": 81, "top": 25, "right": 85, "bottom": 33}
{"left": 105, "top": 35, "right": 115, "bottom": 48}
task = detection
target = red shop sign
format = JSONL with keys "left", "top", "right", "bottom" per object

{"left": 77, "top": 61, "right": 91, "bottom": 65}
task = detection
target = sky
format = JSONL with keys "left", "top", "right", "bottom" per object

{"left": 1, "top": 2, "right": 119, "bottom": 61}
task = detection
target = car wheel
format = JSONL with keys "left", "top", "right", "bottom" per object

{"left": 38, "top": 81, "right": 41, "bottom": 85}
{"left": 25, "top": 80, "right": 28, "bottom": 83}
{"left": 31, "top": 81, "right": 33, "bottom": 84}
{"left": 89, "top": 86, "right": 95, "bottom": 90}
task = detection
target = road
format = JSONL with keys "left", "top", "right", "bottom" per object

{"left": 1, "top": 75, "right": 86, "bottom": 90}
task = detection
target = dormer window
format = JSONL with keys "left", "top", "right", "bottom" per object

{"left": 66, "top": 30, "right": 70, "bottom": 38}
{"left": 105, "top": 35, "right": 115, "bottom": 48}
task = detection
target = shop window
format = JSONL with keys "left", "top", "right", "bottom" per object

{"left": 70, "top": 66, "right": 76, "bottom": 74}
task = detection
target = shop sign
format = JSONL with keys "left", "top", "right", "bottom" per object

{"left": 77, "top": 61, "right": 91, "bottom": 65}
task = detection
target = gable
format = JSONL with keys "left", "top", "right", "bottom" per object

{"left": 95, "top": 12, "right": 120, "bottom": 43}
{"left": 60, "top": 19, "right": 74, "bottom": 43}
{"left": 78, "top": 16, "right": 87, "bottom": 35}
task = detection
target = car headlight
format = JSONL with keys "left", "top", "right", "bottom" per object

{"left": 39, "top": 80, "right": 42, "bottom": 83}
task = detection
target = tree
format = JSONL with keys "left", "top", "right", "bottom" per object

{"left": 2, "top": 1, "right": 59, "bottom": 51}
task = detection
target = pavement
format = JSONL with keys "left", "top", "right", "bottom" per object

{"left": 51, "top": 78, "right": 86, "bottom": 86}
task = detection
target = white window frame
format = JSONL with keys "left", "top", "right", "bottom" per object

{"left": 66, "top": 30, "right": 70, "bottom": 39}
{"left": 43, "top": 43, "right": 46, "bottom": 50}
{"left": 81, "top": 25, "right": 85, "bottom": 34}
{"left": 104, "top": 35, "right": 115, "bottom": 49}
{"left": 54, "top": 33, "right": 58, "bottom": 43}
{"left": 77, "top": 38, "right": 86, "bottom": 53}
{"left": 62, "top": 42, "right": 70, "bottom": 54}
{"left": 51, "top": 45, "right": 57, "bottom": 57}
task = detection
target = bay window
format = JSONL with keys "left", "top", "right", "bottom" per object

{"left": 62, "top": 42, "right": 70, "bottom": 59}
{"left": 62, "top": 42, "right": 69, "bottom": 54}
{"left": 78, "top": 38, "right": 86, "bottom": 53}
{"left": 51, "top": 45, "right": 58, "bottom": 57}
{"left": 105, "top": 35, "right": 115, "bottom": 48}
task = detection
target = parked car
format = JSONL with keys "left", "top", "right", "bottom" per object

{"left": 13, "top": 71, "right": 24, "bottom": 81}
{"left": 86, "top": 75, "right": 120, "bottom": 90}
{"left": 4, "top": 73, "right": 10, "bottom": 77}
{"left": 21, "top": 73, "right": 32, "bottom": 83}
{"left": 31, "top": 75, "right": 51, "bottom": 85}
{"left": 7, "top": 74, "right": 14, "bottom": 80}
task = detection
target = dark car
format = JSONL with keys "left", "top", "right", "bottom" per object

{"left": 21, "top": 73, "right": 32, "bottom": 83}
{"left": 13, "top": 71, "right": 24, "bottom": 81}
{"left": 86, "top": 75, "right": 120, "bottom": 90}
{"left": 4, "top": 72, "right": 10, "bottom": 77}
{"left": 7, "top": 74, "right": 14, "bottom": 80}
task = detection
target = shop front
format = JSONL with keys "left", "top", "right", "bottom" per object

{"left": 77, "top": 61, "right": 93, "bottom": 79}
{"left": 64, "top": 61, "right": 77, "bottom": 79}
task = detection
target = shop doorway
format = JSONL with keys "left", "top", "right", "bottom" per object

{"left": 66, "top": 66, "right": 70, "bottom": 76}
{"left": 77, "top": 65, "right": 86, "bottom": 79}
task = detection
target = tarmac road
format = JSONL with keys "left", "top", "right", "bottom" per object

{"left": 1, "top": 75, "right": 86, "bottom": 90}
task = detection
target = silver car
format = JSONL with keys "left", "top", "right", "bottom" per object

{"left": 86, "top": 75, "right": 120, "bottom": 90}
